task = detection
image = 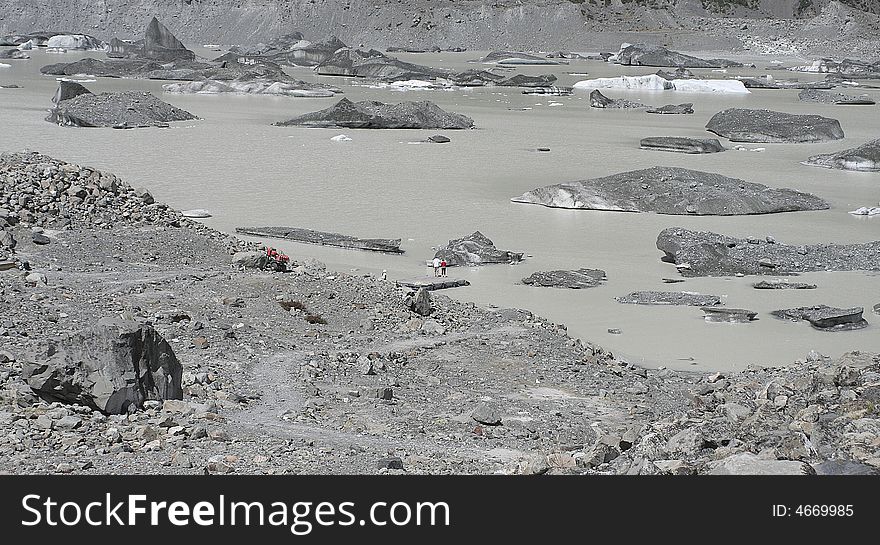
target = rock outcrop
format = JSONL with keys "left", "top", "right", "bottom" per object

{"left": 51, "top": 80, "right": 91, "bottom": 104}
{"left": 235, "top": 226, "right": 403, "bottom": 253}
{"left": 772, "top": 306, "right": 869, "bottom": 331}
{"left": 21, "top": 319, "right": 183, "bottom": 414}
{"left": 639, "top": 137, "right": 725, "bottom": 154}
{"left": 610, "top": 43, "right": 742, "bottom": 68}
{"left": 511, "top": 166, "right": 828, "bottom": 216}
{"left": 798, "top": 89, "right": 875, "bottom": 105}
{"left": 521, "top": 269, "right": 606, "bottom": 289}
{"left": 753, "top": 280, "right": 817, "bottom": 290}
{"left": 475, "top": 51, "right": 559, "bottom": 65}
{"left": 657, "top": 228, "right": 880, "bottom": 277}
{"left": 434, "top": 231, "right": 522, "bottom": 267}
{"left": 589, "top": 90, "right": 649, "bottom": 109}
{"left": 143, "top": 17, "right": 195, "bottom": 61}
{"left": 163, "top": 79, "right": 339, "bottom": 98}
{"left": 802, "top": 139, "right": 880, "bottom": 172}
{"left": 646, "top": 103, "right": 694, "bottom": 114}
{"left": 316, "top": 47, "right": 451, "bottom": 80}
{"left": 789, "top": 58, "right": 880, "bottom": 79}
{"left": 616, "top": 291, "right": 721, "bottom": 306}
{"left": 47, "top": 83, "right": 197, "bottom": 128}
{"left": 701, "top": 307, "right": 758, "bottom": 323}
{"left": 274, "top": 98, "right": 474, "bottom": 129}
{"left": 706, "top": 108, "right": 845, "bottom": 143}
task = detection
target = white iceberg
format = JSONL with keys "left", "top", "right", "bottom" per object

{"left": 330, "top": 134, "right": 352, "bottom": 142}
{"left": 670, "top": 78, "right": 749, "bottom": 94}
{"left": 47, "top": 34, "right": 107, "bottom": 51}
{"left": 573, "top": 74, "right": 671, "bottom": 91}
{"left": 849, "top": 206, "right": 880, "bottom": 216}
{"left": 573, "top": 74, "right": 749, "bottom": 94}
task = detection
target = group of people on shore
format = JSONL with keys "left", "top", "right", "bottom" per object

{"left": 432, "top": 256, "right": 448, "bottom": 277}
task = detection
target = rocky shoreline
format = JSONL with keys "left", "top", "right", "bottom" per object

{"left": 2, "top": 153, "right": 879, "bottom": 476}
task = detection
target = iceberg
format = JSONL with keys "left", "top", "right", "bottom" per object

{"left": 574, "top": 74, "right": 749, "bottom": 94}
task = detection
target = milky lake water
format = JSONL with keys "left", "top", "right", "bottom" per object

{"left": 1, "top": 47, "right": 879, "bottom": 371}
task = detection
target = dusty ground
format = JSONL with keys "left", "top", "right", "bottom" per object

{"left": 1, "top": 153, "right": 879, "bottom": 475}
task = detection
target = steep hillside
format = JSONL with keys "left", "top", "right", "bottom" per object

{"left": 0, "top": 0, "right": 878, "bottom": 54}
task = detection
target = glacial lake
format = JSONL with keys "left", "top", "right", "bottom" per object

{"left": 2, "top": 47, "right": 879, "bottom": 371}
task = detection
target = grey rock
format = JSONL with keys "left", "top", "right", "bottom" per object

{"left": 47, "top": 83, "right": 197, "bottom": 128}
{"left": 798, "top": 88, "right": 875, "bottom": 105}
{"left": 275, "top": 98, "right": 474, "bottom": 129}
{"left": 408, "top": 288, "right": 432, "bottom": 316}
{"left": 472, "top": 401, "right": 502, "bottom": 426}
{"left": 579, "top": 442, "right": 619, "bottom": 468}
{"left": 143, "top": 17, "right": 195, "bottom": 61}
{"left": 476, "top": 51, "right": 559, "bottom": 65}
{"left": 589, "top": 89, "right": 649, "bottom": 109}
{"left": 521, "top": 268, "right": 606, "bottom": 289}
{"left": 32, "top": 232, "right": 50, "bottom": 245}
{"left": 657, "top": 227, "right": 880, "bottom": 277}
{"left": 753, "top": 280, "right": 817, "bottom": 290}
{"left": 427, "top": 134, "right": 450, "bottom": 143}
{"left": 21, "top": 319, "right": 183, "bottom": 414}
{"left": 316, "top": 47, "right": 450, "bottom": 80}
{"left": 376, "top": 387, "right": 394, "bottom": 400}
{"left": 640, "top": 137, "right": 725, "bottom": 154}
{"left": 706, "top": 108, "right": 844, "bottom": 143}
{"left": 232, "top": 251, "right": 269, "bottom": 269}
{"left": 666, "top": 428, "right": 705, "bottom": 456}
{"left": 0, "top": 230, "right": 15, "bottom": 249}
{"left": 708, "top": 453, "right": 815, "bottom": 475}
{"left": 25, "top": 272, "right": 47, "bottom": 285}
{"left": 612, "top": 43, "right": 742, "bottom": 68}
{"left": 377, "top": 456, "right": 404, "bottom": 470}
{"left": 813, "top": 460, "right": 880, "bottom": 475}
{"left": 616, "top": 291, "right": 721, "bottom": 306}
{"left": 434, "top": 231, "right": 523, "bottom": 267}
{"left": 802, "top": 138, "right": 880, "bottom": 172}
{"left": 701, "top": 307, "right": 758, "bottom": 323}
{"left": 52, "top": 80, "right": 91, "bottom": 105}
{"left": 513, "top": 166, "right": 825, "bottom": 216}
{"left": 56, "top": 415, "right": 82, "bottom": 430}
{"left": 420, "top": 319, "right": 446, "bottom": 335}
{"left": 646, "top": 103, "right": 694, "bottom": 115}
{"left": 235, "top": 226, "right": 402, "bottom": 253}
{"left": 772, "top": 306, "right": 868, "bottom": 331}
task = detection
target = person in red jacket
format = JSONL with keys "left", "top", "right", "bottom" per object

{"left": 440, "top": 258, "right": 447, "bottom": 277}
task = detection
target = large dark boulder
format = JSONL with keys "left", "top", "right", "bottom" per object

{"left": 496, "top": 74, "right": 557, "bottom": 87}
{"left": 657, "top": 227, "right": 880, "bottom": 277}
{"left": 434, "top": 231, "right": 522, "bottom": 267}
{"left": 316, "top": 47, "right": 449, "bottom": 81}
{"left": 229, "top": 32, "right": 306, "bottom": 56}
{"left": 798, "top": 89, "right": 875, "bottom": 105}
{"left": 802, "top": 139, "right": 880, "bottom": 172}
{"left": 646, "top": 103, "right": 694, "bottom": 115}
{"left": 616, "top": 291, "right": 721, "bottom": 306}
{"left": 611, "top": 43, "right": 742, "bottom": 68}
{"left": 590, "top": 89, "right": 648, "bottom": 109}
{"left": 640, "top": 137, "right": 725, "bottom": 154}
{"left": 522, "top": 269, "right": 606, "bottom": 289}
{"left": 51, "top": 80, "right": 91, "bottom": 105}
{"left": 706, "top": 108, "right": 845, "bottom": 143}
{"left": 275, "top": 98, "right": 474, "bottom": 129}
{"left": 143, "top": 17, "right": 194, "bottom": 61}
{"left": 47, "top": 83, "right": 197, "bottom": 128}
{"left": 22, "top": 319, "right": 183, "bottom": 414}
{"left": 772, "top": 306, "right": 868, "bottom": 331}
{"left": 511, "top": 166, "right": 827, "bottom": 216}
